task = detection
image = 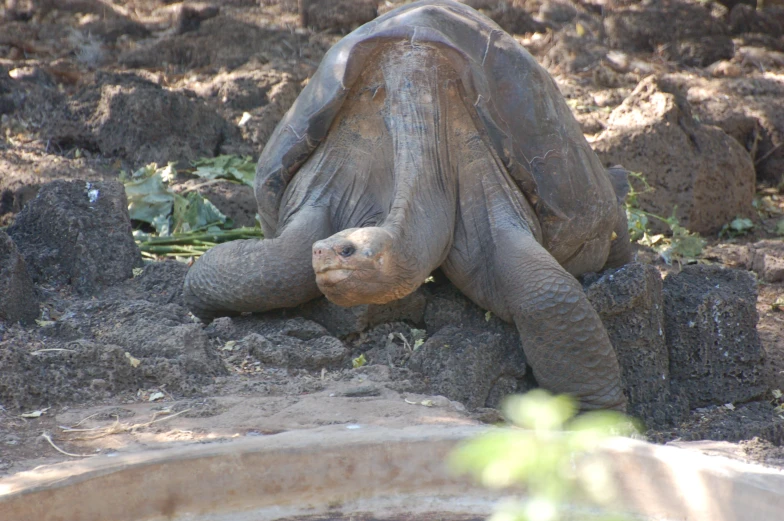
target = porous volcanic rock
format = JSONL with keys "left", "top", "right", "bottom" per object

{"left": 184, "top": 68, "right": 303, "bottom": 154}
{"left": 585, "top": 263, "right": 689, "bottom": 428}
{"left": 603, "top": 1, "right": 730, "bottom": 52}
{"left": 119, "top": 16, "right": 316, "bottom": 71}
{"left": 0, "top": 231, "right": 38, "bottom": 325}
{"left": 593, "top": 76, "right": 755, "bottom": 235}
{"left": 414, "top": 283, "right": 530, "bottom": 409}
{"left": 245, "top": 332, "right": 349, "bottom": 371}
{"left": 298, "top": 289, "right": 427, "bottom": 337}
{"left": 663, "top": 264, "right": 766, "bottom": 408}
{"left": 0, "top": 338, "right": 143, "bottom": 409}
{"left": 543, "top": 32, "right": 609, "bottom": 73}
{"left": 169, "top": 2, "right": 221, "bottom": 35}
{"left": 424, "top": 282, "right": 515, "bottom": 334}
{"left": 661, "top": 36, "right": 736, "bottom": 68}
{"left": 662, "top": 402, "right": 784, "bottom": 445}
{"left": 539, "top": 1, "right": 578, "bottom": 24}
{"left": 105, "top": 259, "right": 190, "bottom": 306}
{"left": 486, "top": 3, "right": 547, "bottom": 35}
{"left": 407, "top": 325, "right": 528, "bottom": 410}
{"left": 205, "top": 315, "right": 350, "bottom": 371}
{"left": 7, "top": 180, "right": 141, "bottom": 295}
{"left": 748, "top": 240, "right": 784, "bottom": 283}
{"left": 53, "top": 299, "right": 222, "bottom": 377}
{"left": 700, "top": 240, "right": 784, "bottom": 283}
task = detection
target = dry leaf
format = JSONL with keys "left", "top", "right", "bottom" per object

{"left": 125, "top": 352, "right": 141, "bottom": 368}
{"left": 21, "top": 408, "right": 50, "bottom": 418}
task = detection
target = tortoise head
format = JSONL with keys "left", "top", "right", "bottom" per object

{"left": 312, "top": 227, "right": 415, "bottom": 306}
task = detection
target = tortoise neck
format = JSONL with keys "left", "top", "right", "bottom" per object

{"left": 379, "top": 42, "right": 460, "bottom": 280}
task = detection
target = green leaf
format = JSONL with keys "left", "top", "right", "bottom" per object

{"left": 775, "top": 219, "right": 784, "bottom": 236}
{"left": 655, "top": 209, "right": 705, "bottom": 264}
{"left": 171, "top": 192, "right": 228, "bottom": 234}
{"left": 730, "top": 217, "right": 754, "bottom": 233}
{"left": 352, "top": 353, "right": 367, "bottom": 368}
{"left": 626, "top": 207, "right": 648, "bottom": 242}
{"left": 123, "top": 169, "right": 175, "bottom": 233}
{"left": 669, "top": 230, "right": 706, "bottom": 259}
{"left": 719, "top": 216, "right": 754, "bottom": 238}
{"left": 123, "top": 161, "right": 232, "bottom": 238}
{"left": 191, "top": 155, "right": 256, "bottom": 186}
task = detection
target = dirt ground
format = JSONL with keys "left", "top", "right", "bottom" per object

{"left": 2, "top": 0, "right": 784, "bottom": 481}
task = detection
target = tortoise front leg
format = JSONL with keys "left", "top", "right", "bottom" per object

{"left": 184, "top": 209, "right": 333, "bottom": 321}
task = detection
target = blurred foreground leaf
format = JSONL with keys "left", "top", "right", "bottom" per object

{"left": 450, "top": 390, "right": 637, "bottom": 521}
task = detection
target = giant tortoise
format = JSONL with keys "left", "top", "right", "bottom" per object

{"left": 184, "top": 0, "right": 632, "bottom": 411}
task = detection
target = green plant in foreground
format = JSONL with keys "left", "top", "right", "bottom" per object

{"left": 450, "top": 390, "right": 637, "bottom": 521}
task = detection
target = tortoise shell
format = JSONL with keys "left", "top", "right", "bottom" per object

{"left": 254, "top": 0, "right": 616, "bottom": 255}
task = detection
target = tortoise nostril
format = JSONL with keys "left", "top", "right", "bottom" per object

{"left": 338, "top": 244, "right": 356, "bottom": 258}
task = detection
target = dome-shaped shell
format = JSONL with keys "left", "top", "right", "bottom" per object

{"left": 255, "top": 0, "right": 616, "bottom": 252}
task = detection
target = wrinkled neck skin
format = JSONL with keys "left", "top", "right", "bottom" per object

{"left": 381, "top": 45, "right": 458, "bottom": 290}
{"left": 309, "top": 43, "right": 462, "bottom": 306}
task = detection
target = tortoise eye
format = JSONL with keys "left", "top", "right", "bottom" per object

{"left": 339, "top": 245, "right": 355, "bottom": 258}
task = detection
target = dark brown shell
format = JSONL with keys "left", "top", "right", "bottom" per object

{"left": 255, "top": 0, "right": 616, "bottom": 248}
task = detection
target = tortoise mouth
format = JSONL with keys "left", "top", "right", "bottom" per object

{"left": 314, "top": 265, "right": 355, "bottom": 275}
{"left": 315, "top": 267, "right": 356, "bottom": 286}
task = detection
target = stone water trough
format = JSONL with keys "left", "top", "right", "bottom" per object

{"left": 1, "top": 425, "right": 783, "bottom": 521}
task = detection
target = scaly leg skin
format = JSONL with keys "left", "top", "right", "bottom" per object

{"left": 442, "top": 121, "right": 626, "bottom": 412}
{"left": 183, "top": 209, "right": 333, "bottom": 321}
{"left": 492, "top": 228, "right": 626, "bottom": 411}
